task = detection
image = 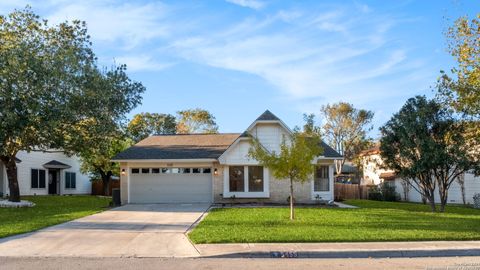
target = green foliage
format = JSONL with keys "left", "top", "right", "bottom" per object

{"left": 127, "top": 112, "right": 176, "bottom": 142}
{"left": 0, "top": 196, "right": 110, "bottom": 238}
{"left": 176, "top": 108, "right": 218, "bottom": 134}
{"left": 439, "top": 14, "right": 480, "bottom": 117}
{"left": 188, "top": 200, "right": 480, "bottom": 244}
{"left": 368, "top": 183, "right": 400, "bottom": 202}
{"left": 380, "top": 96, "right": 479, "bottom": 212}
{"left": 0, "top": 7, "right": 145, "bottom": 201}
{"left": 320, "top": 102, "right": 374, "bottom": 174}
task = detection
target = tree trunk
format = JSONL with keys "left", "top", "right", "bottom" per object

{"left": 439, "top": 186, "right": 448, "bottom": 213}
{"left": 289, "top": 178, "right": 295, "bottom": 220}
{"left": 427, "top": 192, "right": 436, "bottom": 212}
{"left": 100, "top": 171, "right": 112, "bottom": 196}
{"left": 0, "top": 155, "right": 20, "bottom": 202}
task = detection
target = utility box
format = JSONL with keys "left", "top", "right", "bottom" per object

{"left": 112, "top": 188, "right": 121, "bottom": 206}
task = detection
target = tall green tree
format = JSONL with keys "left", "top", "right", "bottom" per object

{"left": 127, "top": 112, "right": 176, "bottom": 142}
{"left": 320, "top": 102, "right": 374, "bottom": 175}
{"left": 80, "top": 136, "right": 132, "bottom": 196}
{"left": 439, "top": 14, "right": 480, "bottom": 118}
{"left": 0, "top": 8, "right": 145, "bottom": 202}
{"left": 176, "top": 108, "right": 218, "bottom": 134}
{"left": 380, "top": 96, "right": 478, "bottom": 212}
{"left": 248, "top": 132, "right": 322, "bottom": 220}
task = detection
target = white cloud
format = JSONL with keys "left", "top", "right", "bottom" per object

{"left": 226, "top": 0, "right": 265, "bottom": 10}
{"left": 114, "top": 55, "right": 174, "bottom": 72}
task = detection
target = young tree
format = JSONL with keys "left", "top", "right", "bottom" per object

{"left": 248, "top": 132, "right": 322, "bottom": 220}
{"left": 320, "top": 102, "right": 374, "bottom": 174}
{"left": 0, "top": 8, "right": 144, "bottom": 202}
{"left": 127, "top": 113, "right": 176, "bottom": 142}
{"left": 176, "top": 108, "right": 218, "bottom": 134}
{"left": 80, "top": 136, "right": 132, "bottom": 196}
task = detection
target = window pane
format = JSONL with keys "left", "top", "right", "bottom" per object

{"left": 203, "top": 168, "right": 211, "bottom": 174}
{"left": 314, "top": 166, "right": 329, "bottom": 191}
{"left": 141, "top": 168, "right": 150, "bottom": 174}
{"left": 132, "top": 168, "right": 140, "bottom": 174}
{"left": 248, "top": 166, "right": 264, "bottom": 192}
{"left": 161, "top": 168, "right": 170, "bottom": 173}
{"left": 192, "top": 168, "right": 201, "bottom": 173}
{"left": 71, "top": 173, "right": 76, "bottom": 189}
{"left": 151, "top": 168, "right": 160, "bottom": 174}
{"left": 39, "top": 170, "right": 46, "bottom": 188}
{"left": 171, "top": 168, "right": 180, "bottom": 174}
{"left": 181, "top": 168, "right": 191, "bottom": 173}
{"left": 65, "top": 172, "right": 70, "bottom": 188}
{"left": 229, "top": 166, "right": 244, "bottom": 192}
{"left": 31, "top": 169, "right": 38, "bottom": 188}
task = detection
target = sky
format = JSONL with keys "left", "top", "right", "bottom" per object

{"left": 0, "top": 0, "right": 478, "bottom": 138}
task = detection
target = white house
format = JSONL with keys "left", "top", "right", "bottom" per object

{"left": 361, "top": 146, "right": 480, "bottom": 204}
{"left": 0, "top": 150, "right": 92, "bottom": 197}
{"left": 113, "top": 110, "right": 342, "bottom": 204}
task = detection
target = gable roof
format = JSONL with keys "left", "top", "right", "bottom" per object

{"left": 320, "top": 141, "right": 343, "bottom": 158}
{"left": 255, "top": 110, "right": 280, "bottom": 121}
{"left": 43, "top": 160, "right": 71, "bottom": 169}
{"left": 112, "top": 133, "right": 241, "bottom": 160}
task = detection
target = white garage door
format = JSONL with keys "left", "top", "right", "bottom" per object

{"left": 129, "top": 168, "right": 212, "bottom": 203}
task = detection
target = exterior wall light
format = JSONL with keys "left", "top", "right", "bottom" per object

{"left": 121, "top": 168, "right": 126, "bottom": 176}
{"left": 214, "top": 168, "right": 218, "bottom": 176}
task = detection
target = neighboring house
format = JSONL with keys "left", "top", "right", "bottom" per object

{"left": 360, "top": 146, "right": 480, "bottom": 204}
{"left": 113, "top": 110, "right": 342, "bottom": 204}
{"left": 0, "top": 150, "right": 92, "bottom": 197}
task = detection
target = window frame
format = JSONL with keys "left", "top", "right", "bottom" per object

{"left": 31, "top": 168, "right": 46, "bottom": 189}
{"left": 311, "top": 164, "right": 333, "bottom": 199}
{"left": 223, "top": 165, "right": 269, "bottom": 198}
{"left": 65, "top": 171, "right": 76, "bottom": 189}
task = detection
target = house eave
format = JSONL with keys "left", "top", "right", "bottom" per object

{"left": 111, "top": 158, "right": 218, "bottom": 163}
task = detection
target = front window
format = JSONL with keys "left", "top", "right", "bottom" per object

{"left": 229, "top": 166, "right": 244, "bottom": 192}
{"left": 314, "top": 165, "right": 330, "bottom": 192}
{"left": 248, "top": 166, "right": 264, "bottom": 192}
{"left": 65, "top": 172, "right": 76, "bottom": 189}
{"left": 31, "top": 169, "right": 46, "bottom": 189}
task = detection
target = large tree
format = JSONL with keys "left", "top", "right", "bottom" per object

{"left": 176, "top": 108, "right": 218, "bottom": 134}
{"left": 127, "top": 112, "right": 176, "bottom": 142}
{"left": 320, "top": 102, "right": 374, "bottom": 175}
{"left": 0, "top": 8, "right": 145, "bottom": 202}
{"left": 439, "top": 14, "right": 480, "bottom": 119}
{"left": 380, "top": 96, "right": 478, "bottom": 212}
{"left": 248, "top": 132, "right": 322, "bottom": 220}
{"left": 80, "top": 135, "right": 132, "bottom": 196}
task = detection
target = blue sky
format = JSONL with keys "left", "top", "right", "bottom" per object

{"left": 1, "top": 0, "right": 478, "bottom": 138}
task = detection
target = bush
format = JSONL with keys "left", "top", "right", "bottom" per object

{"left": 474, "top": 193, "right": 480, "bottom": 209}
{"left": 368, "top": 182, "right": 400, "bottom": 202}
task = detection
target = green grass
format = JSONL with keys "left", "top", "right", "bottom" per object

{"left": 0, "top": 195, "right": 111, "bottom": 238}
{"left": 189, "top": 200, "right": 480, "bottom": 244}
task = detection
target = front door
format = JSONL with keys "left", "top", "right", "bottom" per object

{"left": 48, "top": 170, "right": 58, "bottom": 195}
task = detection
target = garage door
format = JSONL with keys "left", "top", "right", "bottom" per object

{"left": 129, "top": 167, "right": 212, "bottom": 203}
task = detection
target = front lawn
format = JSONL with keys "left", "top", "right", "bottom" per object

{"left": 0, "top": 195, "right": 111, "bottom": 238}
{"left": 189, "top": 200, "right": 480, "bottom": 243}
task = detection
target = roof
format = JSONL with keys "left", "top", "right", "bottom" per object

{"left": 379, "top": 171, "right": 396, "bottom": 181}
{"left": 359, "top": 144, "right": 380, "bottom": 156}
{"left": 112, "top": 133, "right": 241, "bottom": 160}
{"left": 43, "top": 160, "right": 71, "bottom": 169}
{"left": 255, "top": 110, "right": 280, "bottom": 121}
{"left": 320, "top": 141, "right": 343, "bottom": 158}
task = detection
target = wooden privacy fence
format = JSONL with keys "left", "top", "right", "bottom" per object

{"left": 334, "top": 183, "right": 369, "bottom": 200}
{"left": 91, "top": 180, "right": 120, "bottom": 196}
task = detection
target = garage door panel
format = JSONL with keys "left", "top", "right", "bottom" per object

{"left": 130, "top": 173, "right": 212, "bottom": 203}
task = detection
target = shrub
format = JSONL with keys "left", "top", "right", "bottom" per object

{"left": 368, "top": 186, "right": 383, "bottom": 201}
{"left": 474, "top": 193, "right": 480, "bottom": 209}
{"left": 368, "top": 182, "right": 400, "bottom": 202}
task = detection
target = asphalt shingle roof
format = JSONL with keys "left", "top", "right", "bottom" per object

{"left": 255, "top": 110, "right": 280, "bottom": 121}
{"left": 112, "top": 133, "right": 241, "bottom": 160}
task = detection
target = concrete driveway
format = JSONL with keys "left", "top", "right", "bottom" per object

{"left": 0, "top": 204, "right": 210, "bottom": 258}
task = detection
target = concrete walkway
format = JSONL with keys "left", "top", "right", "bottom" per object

{"left": 0, "top": 204, "right": 210, "bottom": 258}
{"left": 195, "top": 241, "right": 480, "bottom": 258}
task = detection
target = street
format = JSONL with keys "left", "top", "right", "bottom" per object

{"left": 1, "top": 256, "right": 480, "bottom": 270}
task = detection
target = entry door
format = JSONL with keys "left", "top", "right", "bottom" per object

{"left": 48, "top": 170, "right": 58, "bottom": 195}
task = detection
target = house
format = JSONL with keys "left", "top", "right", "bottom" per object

{"left": 360, "top": 146, "right": 480, "bottom": 204}
{"left": 0, "top": 150, "right": 92, "bottom": 197}
{"left": 113, "top": 110, "right": 342, "bottom": 204}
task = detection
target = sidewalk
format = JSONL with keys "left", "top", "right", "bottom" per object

{"left": 195, "top": 241, "right": 480, "bottom": 258}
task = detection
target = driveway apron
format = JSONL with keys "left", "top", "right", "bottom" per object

{"left": 0, "top": 204, "right": 210, "bottom": 258}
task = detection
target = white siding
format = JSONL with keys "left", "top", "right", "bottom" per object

{"left": 1, "top": 150, "right": 91, "bottom": 197}
{"left": 394, "top": 172, "right": 480, "bottom": 204}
